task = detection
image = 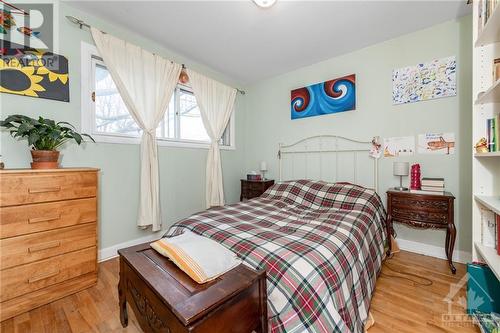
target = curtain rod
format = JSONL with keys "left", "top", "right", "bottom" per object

{"left": 65, "top": 15, "right": 246, "bottom": 95}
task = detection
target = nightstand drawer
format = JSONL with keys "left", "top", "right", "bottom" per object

{"left": 391, "top": 207, "right": 448, "bottom": 225}
{"left": 391, "top": 196, "right": 449, "bottom": 212}
{"left": 246, "top": 182, "right": 264, "bottom": 191}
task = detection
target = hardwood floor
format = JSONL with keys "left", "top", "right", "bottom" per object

{"left": 0, "top": 251, "right": 480, "bottom": 333}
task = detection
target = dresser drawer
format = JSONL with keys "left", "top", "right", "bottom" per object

{"left": 0, "top": 171, "right": 97, "bottom": 207}
{"left": 391, "top": 196, "right": 449, "bottom": 212}
{"left": 0, "top": 246, "right": 96, "bottom": 302}
{"left": 0, "top": 223, "right": 96, "bottom": 270}
{"left": 0, "top": 198, "right": 97, "bottom": 239}
{"left": 391, "top": 207, "right": 448, "bottom": 225}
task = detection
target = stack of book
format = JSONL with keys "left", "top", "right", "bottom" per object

{"left": 487, "top": 115, "right": 500, "bottom": 152}
{"left": 410, "top": 177, "right": 445, "bottom": 195}
{"left": 478, "top": 0, "right": 499, "bottom": 33}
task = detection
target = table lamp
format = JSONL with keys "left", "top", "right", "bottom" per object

{"left": 393, "top": 162, "right": 409, "bottom": 191}
{"left": 260, "top": 161, "right": 267, "bottom": 180}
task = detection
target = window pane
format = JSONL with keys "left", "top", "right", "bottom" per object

{"left": 94, "top": 63, "right": 141, "bottom": 136}
{"left": 179, "top": 89, "right": 210, "bottom": 142}
{"left": 166, "top": 96, "right": 175, "bottom": 139}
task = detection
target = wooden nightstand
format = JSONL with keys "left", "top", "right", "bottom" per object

{"left": 240, "top": 179, "right": 274, "bottom": 201}
{"left": 386, "top": 189, "right": 456, "bottom": 274}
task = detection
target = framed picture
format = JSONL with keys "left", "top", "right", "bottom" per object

{"left": 291, "top": 74, "right": 356, "bottom": 120}
{"left": 0, "top": 44, "right": 69, "bottom": 102}
{"left": 392, "top": 56, "right": 456, "bottom": 105}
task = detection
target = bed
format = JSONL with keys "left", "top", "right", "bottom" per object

{"left": 119, "top": 136, "right": 388, "bottom": 333}
{"left": 165, "top": 180, "right": 387, "bottom": 333}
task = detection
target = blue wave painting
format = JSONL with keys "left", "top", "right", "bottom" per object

{"left": 291, "top": 74, "right": 356, "bottom": 120}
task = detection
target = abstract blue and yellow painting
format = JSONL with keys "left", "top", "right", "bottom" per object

{"left": 291, "top": 74, "right": 356, "bottom": 120}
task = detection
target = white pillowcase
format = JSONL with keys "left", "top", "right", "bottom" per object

{"left": 150, "top": 230, "right": 241, "bottom": 284}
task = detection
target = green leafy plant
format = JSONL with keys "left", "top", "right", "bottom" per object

{"left": 0, "top": 115, "right": 95, "bottom": 150}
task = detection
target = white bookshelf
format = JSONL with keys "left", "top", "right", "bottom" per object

{"left": 475, "top": 195, "right": 500, "bottom": 215}
{"left": 475, "top": 243, "right": 500, "bottom": 280}
{"left": 473, "top": 1, "right": 500, "bottom": 281}
{"left": 474, "top": 151, "right": 500, "bottom": 157}
{"left": 474, "top": 78, "right": 500, "bottom": 104}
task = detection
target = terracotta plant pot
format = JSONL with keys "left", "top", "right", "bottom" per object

{"left": 30, "top": 150, "right": 60, "bottom": 169}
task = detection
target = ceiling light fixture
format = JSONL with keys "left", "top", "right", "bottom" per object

{"left": 253, "top": 0, "right": 277, "bottom": 8}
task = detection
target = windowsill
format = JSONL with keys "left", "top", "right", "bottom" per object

{"left": 89, "top": 133, "right": 236, "bottom": 150}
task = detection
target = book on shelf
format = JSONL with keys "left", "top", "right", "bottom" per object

{"left": 481, "top": 209, "right": 497, "bottom": 248}
{"left": 479, "top": 0, "right": 500, "bottom": 32}
{"left": 421, "top": 177, "right": 445, "bottom": 187}
{"left": 497, "top": 215, "right": 500, "bottom": 255}
{"left": 486, "top": 114, "right": 500, "bottom": 152}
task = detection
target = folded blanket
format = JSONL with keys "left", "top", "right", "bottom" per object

{"left": 150, "top": 230, "right": 241, "bottom": 284}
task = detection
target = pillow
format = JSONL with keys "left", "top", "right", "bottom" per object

{"left": 150, "top": 230, "right": 241, "bottom": 284}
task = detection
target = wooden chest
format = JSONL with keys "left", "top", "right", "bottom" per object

{"left": 118, "top": 243, "right": 268, "bottom": 333}
{"left": 0, "top": 168, "right": 99, "bottom": 321}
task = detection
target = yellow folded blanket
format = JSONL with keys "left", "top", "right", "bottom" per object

{"left": 150, "top": 231, "right": 241, "bottom": 284}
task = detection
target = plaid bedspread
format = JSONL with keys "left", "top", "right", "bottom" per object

{"left": 164, "top": 180, "right": 387, "bottom": 333}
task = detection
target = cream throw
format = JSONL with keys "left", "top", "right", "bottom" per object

{"left": 91, "top": 28, "right": 182, "bottom": 231}
{"left": 187, "top": 69, "right": 237, "bottom": 208}
{"left": 150, "top": 231, "right": 241, "bottom": 284}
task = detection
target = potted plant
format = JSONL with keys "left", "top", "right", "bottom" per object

{"left": 0, "top": 115, "right": 95, "bottom": 169}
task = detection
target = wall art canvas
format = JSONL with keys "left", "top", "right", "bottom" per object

{"left": 291, "top": 74, "right": 356, "bottom": 120}
{"left": 0, "top": 44, "right": 69, "bottom": 102}
{"left": 417, "top": 132, "right": 455, "bottom": 155}
{"left": 383, "top": 136, "right": 415, "bottom": 157}
{"left": 392, "top": 56, "right": 456, "bottom": 105}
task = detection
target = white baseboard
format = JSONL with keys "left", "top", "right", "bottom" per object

{"left": 396, "top": 238, "right": 472, "bottom": 264}
{"left": 98, "top": 232, "right": 163, "bottom": 262}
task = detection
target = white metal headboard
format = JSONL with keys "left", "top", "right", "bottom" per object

{"left": 278, "top": 135, "right": 379, "bottom": 192}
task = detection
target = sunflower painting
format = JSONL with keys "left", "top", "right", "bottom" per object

{"left": 0, "top": 46, "right": 69, "bottom": 102}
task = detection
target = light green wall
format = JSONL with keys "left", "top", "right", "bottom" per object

{"left": 0, "top": 2, "right": 247, "bottom": 249}
{"left": 242, "top": 16, "right": 473, "bottom": 253}
{"left": 0, "top": 4, "right": 473, "bottom": 255}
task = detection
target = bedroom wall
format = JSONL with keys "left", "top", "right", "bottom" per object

{"left": 0, "top": 2, "right": 247, "bottom": 254}
{"left": 242, "top": 16, "right": 473, "bottom": 256}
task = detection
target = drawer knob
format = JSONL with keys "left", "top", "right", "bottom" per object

{"left": 28, "top": 214, "right": 61, "bottom": 224}
{"left": 28, "top": 241, "right": 61, "bottom": 253}
{"left": 28, "top": 186, "right": 61, "bottom": 194}
{"left": 28, "top": 269, "right": 60, "bottom": 283}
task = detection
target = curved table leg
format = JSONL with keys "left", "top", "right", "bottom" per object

{"left": 386, "top": 214, "right": 393, "bottom": 257}
{"left": 447, "top": 223, "right": 457, "bottom": 274}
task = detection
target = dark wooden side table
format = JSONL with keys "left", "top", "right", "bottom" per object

{"left": 386, "top": 189, "right": 456, "bottom": 274}
{"left": 240, "top": 179, "right": 275, "bottom": 201}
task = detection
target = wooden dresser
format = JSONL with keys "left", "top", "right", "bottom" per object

{"left": 0, "top": 168, "right": 99, "bottom": 321}
{"left": 386, "top": 189, "right": 456, "bottom": 274}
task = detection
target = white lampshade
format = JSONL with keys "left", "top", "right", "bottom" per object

{"left": 393, "top": 162, "right": 409, "bottom": 176}
{"left": 260, "top": 161, "right": 267, "bottom": 172}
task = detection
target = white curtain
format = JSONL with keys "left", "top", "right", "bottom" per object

{"left": 91, "top": 28, "right": 182, "bottom": 231}
{"left": 187, "top": 69, "right": 237, "bottom": 208}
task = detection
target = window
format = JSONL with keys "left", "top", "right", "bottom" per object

{"left": 81, "top": 42, "right": 234, "bottom": 149}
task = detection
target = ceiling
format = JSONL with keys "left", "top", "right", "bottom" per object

{"left": 67, "top": 1, "right": 471, "bottom": 84}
